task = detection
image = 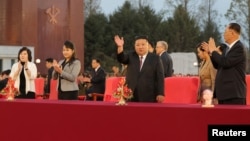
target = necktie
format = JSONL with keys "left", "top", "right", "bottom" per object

{"left": 139, "top": 56, "right": 143, "bottom": 70}
{"left": 225, "top": 46, "right": 230, "bottom": 56}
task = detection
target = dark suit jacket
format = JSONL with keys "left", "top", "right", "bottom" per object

{"left": 160, "top": 51, "right": 173, "bottom": 77}
{"left": 0, "top": 78, "right": 8, "bottom": 91}
{"left": 89, "top": 67, "right": 106, "bottom": 94}
{"left": 45, "top": 67, "right": 54, "bottom": 94}
{"left": 211, "top": 40, "right": 247, "bottom": 100}
{"left": 117, "top": 51, "right": 164, "bottom": 102}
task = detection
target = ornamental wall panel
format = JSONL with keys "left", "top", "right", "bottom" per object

{"left": 0, "top": 0, "right": 84, "bottom": 74}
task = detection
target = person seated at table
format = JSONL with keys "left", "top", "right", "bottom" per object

{"left": 120, "top": 64, "right": 127, "bottom": 76}
{"left": 80, "top": 58, "right": 106, "bottom": 101}
{"left": 196, "top": 43, "right": 217, "bottom": 104}
{"left": 110, "top": 65, "right": 121, "bottom": 77}
{"left": 77, "top": 72, "right": 92, "bottom": 98}
{"left": 0, "top": 69, "right": 11, "bottom": 91}
{"left": 44, "top": 58, "right": 54, "bottom": 95}
{"left": 77, "top": 72, "right": 86, "bottom": 97}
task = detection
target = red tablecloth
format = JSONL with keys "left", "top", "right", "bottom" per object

{"left": 1, "top": 99, "right": 250, "bottom": 141}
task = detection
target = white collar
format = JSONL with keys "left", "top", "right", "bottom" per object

{"left": 228, "top": 39, "right": 239, "bottom": 49}
{"left": 95, "top": 66, "right": 100, "bottom": 72}
{"left": 159, "top": 51, "right": 166, "bottom": 56}
{"left": 140, "top": 53, "right": 147, "bottom": 59}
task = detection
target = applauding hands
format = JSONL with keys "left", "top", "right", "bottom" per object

{"left": 201, "top": 37, "right": 223, "bottom": 55}
{"left": 53, "top": 60, "right": 62, "bottom": 74}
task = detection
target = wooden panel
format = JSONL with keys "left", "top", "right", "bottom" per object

{"left": 69, "top": 0, "right": 84, "bottom": 71}
{"left": 36, "top": 0, "right": 84, "bottom": 74}
{"left": 21, "top": 0, "right": 38, "bottom": 47}
{"left": 0, "top": 0, "right": 84, "bottom": 74}
{"left": 37, "top": 0, "right": 70, "bottom": 74}
{"left": 0, "top": 0, "right": 22, "bottom": 45}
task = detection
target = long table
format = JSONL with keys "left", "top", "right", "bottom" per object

{"left": 1, "top": 99, "right": 250, "bottom": 141}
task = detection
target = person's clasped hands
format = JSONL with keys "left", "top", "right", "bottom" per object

{"left": 53, "top": 59, "right": 62, "bottom": 74}
{"left": 201, "top": 37, "right": 223, "bottom": 55}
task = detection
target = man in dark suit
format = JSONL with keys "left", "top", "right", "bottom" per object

{"left": 81, "top": 58, "right": 106, "bottom": 101}
{"left": 155, "top": 41, "right": 173, "bottom": 77}
{"left": 45, "top": 58, "right": 54, "bottom": 95}
{"left": 114, "top": 35, "right": 165, "bottom": 103}
{"left": 0, "top": 69, "right": 11, "bottom": 91}
{"left": 205, "top": 23, "right": 247, "bottom": 105}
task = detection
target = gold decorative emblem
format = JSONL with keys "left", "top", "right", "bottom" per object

{"left": 46, "top": 5, "right": 60, "bottom": 24}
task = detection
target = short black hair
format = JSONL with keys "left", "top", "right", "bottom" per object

{"left": 92, "top": 58, "right": 101, "bottom": 64}
{"left": 18, "top": 47, "right": 32, "bottom": 62}
{"left": 229, "top": 23, "right": 241, "bottom": 34}
{"left": 1, "top": 69, "right": 11, "bottom": 76}
{"left": 135, "top": 35, "right": 149, "bottom": 42}
{"left": 45, "top": 58, "right": 53, "bottom": 63}
{"left": 148, "top": 41, "right": 154, "bottom": 47}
